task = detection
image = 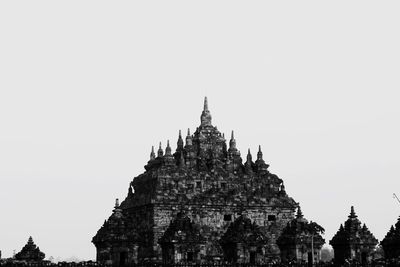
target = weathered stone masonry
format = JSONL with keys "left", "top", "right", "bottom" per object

{"left": 93, "top": 97, "right": 321, "bottom": 264}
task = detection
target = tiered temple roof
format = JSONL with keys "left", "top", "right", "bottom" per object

{"left": 277, "top": 206, "right": 325, "bottom": 249}
{"left": 330, "top": 206, "right": 377, "bottom": 247}
{"left": 277, "top": 206, "right": 325, "bottom": 263}
{"left": 330, "top": 206, "right": 377, "bottom": 265}
{"left": 15, "top": 237, "right": 45, "bottom": 262}
{"left": 122, "top": 97, "right": 291, "bottom": 210}
{"left": 93, "top": 97, "right": 298, "bottom": 264}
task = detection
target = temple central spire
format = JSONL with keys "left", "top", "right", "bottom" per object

{"left": 200, "top": 96, "right": 212, "bottom": 126}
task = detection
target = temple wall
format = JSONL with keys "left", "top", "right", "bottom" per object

{"left": 150, "top": 204, "right": 294, "bottom": 262}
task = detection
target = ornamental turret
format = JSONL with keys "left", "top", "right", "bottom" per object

{"left": 200, "top": 96, "right": 212, "bottom": 126}
{"left": 296, "top": 206, "right": 303, "bottom": 218}
{"left": 257, "top": 145, "right": 263, "bottom": 161}
{"left": 184, "top": 129, "right": 196, "bottom": 167}
{"left": 157, "top": 142, "right": 163, "bottom": 157}
{"left": 177, "top": 130, "right": 184, "bottom": 152}
{"left": 165, "top": 140, "right": 172, "bottom": 156}
{"left": 246, "top": 149, "right": 252, "bottom": 163}
{"left": 174, "top": 130, "right": 185, "bottom": 163}
{"left": 244, "top": 149, "right": 254, "bottom": 174}
{"left": 150, "top": 146, "right": 155, "bottom": 160}
{"left": 255, "top": 145, "right": 269, "bottom": 172}
{"left": 295, "top": 205, "right": 306, "bottom": 222}
{"left": 185, "top": 129, "right": 192, "bottom": 146}
{"left": 164, "top": 140, "right": 175, "bottom": 166}
{"left": 228, "top": 131, "right": 237, "bottom": 152}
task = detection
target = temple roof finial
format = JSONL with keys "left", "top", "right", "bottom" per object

{"left": 185, "top": 129, "right": 193, "bottom": 146}
{"left": 157, "top": 142, "right": 163, "bottom": 157}
{"left": 177, "top": 130, "right": 184, "bottom": 151}
{"left": 200, "top": 97, "right": 212, "bottom": 126}
{"left": 257, "top": 145, "right": 263, "bottom": 160}
{"left": 296, "top": 205, "right": 303, "bottom": 218}
{"left": 349, "top": 206, "right": 357, "bottom": 218}
{"left": 165, "top": 140, "right": 172, "bottom": 155}
{"left": 246, "top": 148, "right": 252, "bottom": 162}
{"left": 114, "top": 198, "right": 119, "bottom": 209}
{"left": 150, "top": 146, "right": 155, "bottom": 160}
{"left": 229, "top": 130, "right": 237, "bottom": 150}
{"left": 203, "top": 96, "right": 208, "bottom": 111}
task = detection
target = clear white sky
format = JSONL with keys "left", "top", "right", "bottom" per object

{"left": 1, "top": 0, "right": 400, "bottom": 261}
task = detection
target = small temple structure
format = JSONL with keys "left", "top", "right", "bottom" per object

{"left": 329, "top": 206, "right": 378, "bottom": 265}
{"left": 93, "top": 97, "right": 324, "bottom": 265}
{"left": 381, "top": 216, "right": 400, "bottom": 261}
{"left": 277, "top": 206, "right": 325, "bottom": 264}
{"left": 15, "top": 237, "right": 45, "bottom": 262}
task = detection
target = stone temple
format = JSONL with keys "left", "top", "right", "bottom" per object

{"left": 329, "top": 206, "right": 377, "bottom": 265}
{"left": 93, "top": 98, "right": 323, "bottom": 265}
{"left": 15, "top": 236, "right": 45, "bottom": 262}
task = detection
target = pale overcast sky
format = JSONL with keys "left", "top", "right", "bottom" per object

{"left": 1, "top": 1, "right": 400, "bottom": 261}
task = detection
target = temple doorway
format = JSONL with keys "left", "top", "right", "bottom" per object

{"left": 119, "top": 251, "right": 127, "bottom": 266}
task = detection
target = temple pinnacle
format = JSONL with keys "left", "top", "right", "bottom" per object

{"left": 157, "top": 142, "right": 163, "bottom": 157}
{"left": 349, "top": 206, "right": 357, "bottom": 218}
{"left": 165, "top": 140, "right": 172, "bottom": 155}
{"left": 246, "top": 149, "right": 252, "bottom": 162}
{"left": 150, "top": 146, "right": 155, "bottom": 160}
{"left": 177, "top": 130, "right": 184, "bottom": 150}
{"left": 296, "top": 205, "right": 303, "bottom": 218}
{"left": 257, "top": 145, "right": 263, "bottom": 160}
{"left": 200, "top": 97, "right": 212, "bottom": 126}
{"left": 229, "top": 130, "right": 237, "bottom": 150}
